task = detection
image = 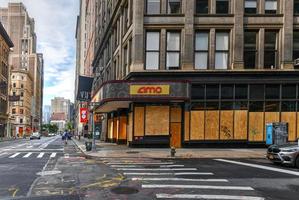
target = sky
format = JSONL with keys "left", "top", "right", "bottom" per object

{"left": 0, "top": 0, "right": 79, "bottom": 106}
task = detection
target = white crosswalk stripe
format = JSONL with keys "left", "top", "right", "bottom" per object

{"left": 156, "top": 194, "right": 265, "bottom": 200}
{"left": 37, "top": 153, "right": 45, "bottom": 158}
{"left": 132, "top": 177, "right": 228, "bottom": 182}
{"left": 9, "top": 153, "right": 20, "bottom": 158}
{"left": 116, "top": 168, "right": 197, "bottom": 171}
{"left": 111, "top": 164, "right": 184, "bottom": 168}
{"left": 124, "top": 172, "right": 214, "bottom": 176}
{"left": 142, "top": 184, "right": 254, "bottom": 190}
{"left": 50, "top": 153, "right": 57, "bottom": 158}
{"left": 23, "top": 152, "right": 33, "bottom": 158}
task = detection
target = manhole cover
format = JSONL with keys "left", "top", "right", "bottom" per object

{"left": 110, "top": 186, "right": 139, "bottom": 195}
{"left": 36, "top": 170, "right": 61, "bottom": 176}
{"left": 126, "top": 151, "right": 139, "bottom": 154}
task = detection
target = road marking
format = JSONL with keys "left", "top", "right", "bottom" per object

{"left": 23, "top": 152, "right": 32, "bottom": 158}
{"left": 111, "top": 164, "right": 184, "bottom": 168}
{"left": 142, "top": 184, "right": 254, "bottom": 190}
{"left": 156, "top": 194, "right": 264, "bottom": 200}
{"left": 108, "top": 162, "right": 174, "bottom": 165}
{"left": 175, "top": 172, "right": 214, "bottom": 175}
{"left": 132, "top": 178, "right": 228, "bottom": 182}
{"left": 215, "top": 159, "right": 299, "bottom": 176}
{"left": 64, "top": 154, "right": 69, "bottom": 158}
{"left": 37, "top": 153, "right": 45, "bottom": 158}
{"left": 116, "top": 168, "right": 197, "bottom": 171}
{"left": 26, "top": 145, "right": 33, "bottom": 148}
{"left": 9, "top": 153, "right": 21, "bottom": 158}
{"left": 50, "top": 153, "right": 56, "bottom": 158}
{"left": 0, "top": 152, "right": 7, "bottom": 157}
{"left": 124, "top": 172, "right": 213, "bottom": 176}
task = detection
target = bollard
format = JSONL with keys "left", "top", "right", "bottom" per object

{"left": 170, "top": 147, "right": 176, "bottom": 157}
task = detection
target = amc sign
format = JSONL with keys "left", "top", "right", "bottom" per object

{"left": 130, "top": 85, "right": 170, "bottom": 95}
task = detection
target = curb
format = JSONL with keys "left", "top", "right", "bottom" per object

{"left": 71, "top": 138, "right": 97, "bottom": 159}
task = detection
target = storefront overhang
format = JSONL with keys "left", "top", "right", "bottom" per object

{"left": 91, "top": 80, "right": 190, "bottom": 113}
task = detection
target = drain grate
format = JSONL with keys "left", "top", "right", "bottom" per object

{"left": 110, "top": 186, "right": 139, "bottom": 195}
{"left": 126, "top": 151, "right": 139, "bottom": 154}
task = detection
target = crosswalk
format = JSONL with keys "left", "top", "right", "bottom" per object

{"left": 0, "top": 152, "right": 60, "bottom": 159}
{"left": 103, "top": 158, "right": 265, "bottom": 200}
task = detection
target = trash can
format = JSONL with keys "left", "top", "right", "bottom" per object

{"left": 85, "top": 141, "right": 92, "bottom": 151}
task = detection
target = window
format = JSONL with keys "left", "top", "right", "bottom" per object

{"left": 21, "top": 84, "right": 24, "bottom": 88}
{"left": 244, "top": 31, "right": 257, "bottom": 69}
{"left": 221, "top": 84, "right": 234, "bottom": 99}
{"left": 216, "top": 0, "right": 229, "bottom": 14}
{"left": 293, "top": 31, "right": 299, "bottom": 69}
{"left": 167, "top": 0, "right": 181, "bottom": 14}
{"left": 20, "top": 118, "right": 23, "bottom": 124}
{"left": 20, "top": 109, "right": 24, "bottom": 114}
{"left": 245, "top": 0, "right": 257, "bottom": 14}
{"left": 265, "top": 101, "right": 280, "bottom": 112}
{"left": 265, "top": 0, "right": 277, "bottom": 14}
{"left": 264, "top": 31, "right": 278, "bottom": 69}
{"left": 265, "top": 84, "right": 280, "bottom": 99}
{"left": 166, "top": 32, "right": 180, "bottom": 69}
{"left": 145, "top": 32, "right": 160, "bottom": 70}
{"left": 13, "top": 83, "right": 16, "bottom": 88}
{"left": 295, "top": 0, "right": 299, "bottom": 14}
{"left": 249, "top": 101, "right": 264, "bottom": 112}
{"left": 20, "top": 92, "right": 24, "bottom": 97}
{"left": 215, "top": 32, "right": 229, "bottom": 69}
{"left": 191, "top": 85, "right": 205, "bottom": 99}
{"left": 250, "top": 84, "right": 264, "bottom": 100}
{"left": 12, "top": 108, "right": 16, "bottom": 114}
{"left": 195, "top": 32, "right": 209, "bottom": 69}
{"left": 196, "top": 0, "right": 208, "bottom": 14}
{"left": 146, "top": 0, "right": 160, "bottom": 14}
{"left": 206, "top": 84, "right": 219, "bottom": 99}
{"left": 282, "top": 84, "right": 296, "bottom": 99}
{"left": 281, "top": 101, "right": 296, "bottom": 111}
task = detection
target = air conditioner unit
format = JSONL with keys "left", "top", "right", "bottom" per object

{"left": 294, "top": 58, "right": 299, "bottom": 67}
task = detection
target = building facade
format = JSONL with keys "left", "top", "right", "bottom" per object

{"left": 90, "top": 0, "right": 299, "bottom": 147}
{"left": 0, "top": 3, "right": 43, "bottom": 137}
{"left": 43, "top": 105, "right": 51, "bottom": 124}
{"left": 0, "top": 22, "right": 13, "bottom": 138}
{"left": 51, "top": 97, "right": 72, "bottom": 122}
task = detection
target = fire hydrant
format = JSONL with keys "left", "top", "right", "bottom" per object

{"left": 170, "top": 147, "right": 176, "bottom": 157}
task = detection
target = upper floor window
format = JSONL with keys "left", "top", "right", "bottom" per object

{"left": 215, "top": 32, "right": 229, "bottom": 69}
{"left": 295, "top": 0, "right": 299, "bottom": 15}
{"left": 245, "top": 0, "right": 257, "bottom": 14}
{"left": 145, "top": 32, "right": 160, "bottom": 70}
{"left": 167, "top": 0, "right": 181, "bottom": 14}
{"left": 265, "top": 0, "right": 277, "bottom": 14}
{"left": 166, "top": 32, "right": 181, "bottom": 69}
{"left": 264, "top": 31, "right": 278, "bottom": 69}
{"left": 293, "top": 31, "right": 299, "bottom": 68}
{"left": 195, "top": 32, "right": 209, "bottom": 69}
{"left": 244, "top": 31, "right": 258, "bottom": 69}
{"left": 146, "top": 0, "right": 160, "bottom": 14}
{"left": 196, "top": 0, "right": 209, "bottom": 14}
{"left": 216, "top": 0, "right": 229, "bottom": 14}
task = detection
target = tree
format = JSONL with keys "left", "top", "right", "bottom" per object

{"left": 66, "top": 122, "right": 73, "bottom": 131}
{"left": 42, "top": 124, "right": 58, "bottom": 133}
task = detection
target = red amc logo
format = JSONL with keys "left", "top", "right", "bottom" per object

{"left": 130, "top": 85, "right": 170, "bottom": 95}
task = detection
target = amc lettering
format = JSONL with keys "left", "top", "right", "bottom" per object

{"left": 137, "top": 86, "right": 162, "bottom": 94}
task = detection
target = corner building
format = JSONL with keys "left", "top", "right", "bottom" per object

{"left": 91, "top": 0, "right": 299, "bottom": 147}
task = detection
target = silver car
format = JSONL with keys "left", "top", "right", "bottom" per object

{"left": 267, "top": 144, "right": 299, "bottom": 168}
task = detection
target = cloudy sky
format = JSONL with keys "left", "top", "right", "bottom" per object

{"left": 0, "top": 0, "right": 79, "bottom": 106}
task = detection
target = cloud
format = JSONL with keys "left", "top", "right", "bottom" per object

{"left": 0, "top": 0, "right": 79, "bottom": 105}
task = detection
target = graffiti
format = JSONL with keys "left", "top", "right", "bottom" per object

{"left": 221, "top": 125, "right": 232, "bottom": 138}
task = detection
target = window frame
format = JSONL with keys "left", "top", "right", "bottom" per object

{"left": 265, "top": 0, "right": 278, "bottom": 14}
{"left": 244, "top": 30, "right": 258, "bottom": 69}
{"left": 295, "top": 0, "right": 299, "bottom": 15}
{"left": 264, "top": 31, "right": 278, "bottom": 69}
{"left": 215, "top": 0, "right": 230, "bottom": 14}
{"left": 194, "top": 31, "right": 209, "bottom": 70}
{"left": 145, "top": 31, "right": 161, "bottom": 70}
{"left": 215, "top": 31, "right": 230, "bottom": 70}
{"left": 146, "top": 0, "right": 161, "bottom": 15}
{"left": 166, "top": 31, "right": 181, "bottom": 69}
{"left": 167, "top": 0, "right": 182, "bottom": 14}
{"left": 244, "top": 0, "right": 258, "bottom": 14}
{"left": 195, "top": 0, "right": 209, "bottom": 14}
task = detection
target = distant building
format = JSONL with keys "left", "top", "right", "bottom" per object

{"left": 51, "top": 97, "right": 72, "bottom": 122}
{"left": 50, "top": 112, "right": 66, "bottom": 133}
{"left": 43, "top": 105, "right": 51, "bottom": 124}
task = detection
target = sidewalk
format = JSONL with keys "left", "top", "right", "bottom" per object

{"left": 72, "top": 138, "right": 267, "bottom": 159}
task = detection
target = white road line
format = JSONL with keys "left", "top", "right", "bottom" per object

{"left": 124, "top": 172, "right": 213, "bottom": 176}
{"left": 111, "top": 164, "right": 184, "bottom": 168}
{"left": 132, "top": 178, "right": 228, "bottom": 182}
{"left": 175, "top": 172, "right": 214, "bottom": 175}
{"left": 9, "top": 153, "right": 20, "bottom": 158}
{"left": 23, "top": 152, "right": 32, "bottom": 158}
{"left": 156, "top": 194, "right": 264, "bottom": 200}
{"left": 50, "top": 153, "right": 57, "bottom": 158}
{"left": 116, "top": 168, "right": 197, "bottom": 171}
{"left": 215, "top": 159, "right": 299, "bottom": 176}
{"left": 37, "top": 153, "right": 45, "bottom": 158}
{"left": 26, "top": 146, "right": 33, "bottom": 148}
{"left": 64, "top": 154, "right": 69, "bottom": 159}
{"left": 0, "top": 152, "right": 7, "bottom": 157}
{"left": 108, "top": 162, "right": 174, "bottom": 165}
{"left": 142, "top": 184, "right": 254, "bottom": 191}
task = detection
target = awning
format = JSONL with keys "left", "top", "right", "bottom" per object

{"left": 76, "top": 76, "right": 94, "bottom": 101}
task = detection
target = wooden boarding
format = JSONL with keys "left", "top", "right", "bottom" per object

{"left": 220, "top": 111, "right": 234, "bottom": 140}
{"left": 205, "top": 111, "right": 219, "bottom": 140}
{"left": 171, "top": 107, "right": 182, "bottom": 123}
{"left": 249, "top": 112, "right": 264, "bottom": 141}
{"left": 190, "top": 111, "right": 205, "bottom": 140}
{"left": 281, "top": 112, "right": 297, "bottom": 142}
{"left": 113, "top": 117, "right": 118, "bottom": 140}
{"left": 107, "top": 119, "right": 113, "bottom": 139}
{"left": 264, "top": 112, "right": 280, "bottom": 141}
{"left": 145, "top": 106, "right": 170, "bottom": 136}
{"left": 234, "top": 110, "right": 247, "bottom": 140}
{"left": 134, "top": 107, "right": 145, "bottom": 136}
{"left": 184, "top": 111, "right": 190, "bottom": 141}
{"left": 297, "top": 113, "right": 299, "bottom": 140}
{"left": 127, "top": 113, "right": 133, "bottom": 142}
{"left": 170, "top": 123, "right": 181, "bottom": 148}
{"left": 119, "top": 116, "right": 127, "bottom": 140}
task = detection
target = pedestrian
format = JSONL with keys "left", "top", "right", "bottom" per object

{"left": 63, "top": 131, "right": 68, "bottom": 145}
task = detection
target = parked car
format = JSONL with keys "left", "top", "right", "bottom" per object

{"left": 267, "top": 144, "right": 299, "bottom": 168}
{"left": 30, "top": 132, "right": 41, "bottom": 140}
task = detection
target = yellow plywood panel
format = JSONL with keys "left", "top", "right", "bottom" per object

{"left": 184, "top": 111, "right": 190, "bottom": 141}
{"left": 127, "top": 113, "right": 133, "bottom": 142}
{"left": 108, "top": 119, "right": 113, "bottom": 139}
{"left": 119, "top": 116, "right": 127, "bottom": 140}
{"left": 145, "top": 106, "right": 170, "bottom": 135}
{"left": 265, "top": 112, "right": 280, "bottom": 141}
{"left": 190, "top": 111, "right": 205, "bottom": 140}
{"left": 205, "top": 111, "right": 219, "bottom": 140}
{"left": 281, "top": 112, "right": 297, "bottom": 142}
{"left": 249, "top": 112, "right": 264, "bottom": 142}
{"left": 113, "top": 117, "right": 118, "bottom": 140}
{"left": 134, "top": 107, "right": 145, "bottom": 137}
{"left": 171, "top": 107, "right": 182, "bottom": 123}
{"left": 297, "top": 113, "right": 299, "bottom": 140}
{"left": 170, "top": 123, "right": 181, "bottom": 148}
{"left": 220, "top": 111, "right": 234, "bottom": 140}
{"left": 234, "top": 110, "right": 247, "bottom": 140}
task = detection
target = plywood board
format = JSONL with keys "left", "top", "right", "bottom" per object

{"left": 127, "top": 113, "right": 133, "bottom": 142}
{"left": 134, "top": 107, "right": 145, "bottom": 137}
{"left": 205, "top": 111, "right": 219, "bottom": 140}
{"left": 113, "top": 117, "right": 118, "bottom": 139}
{"left": 281, "top": 112, "right": 297, "bottom": 142}
{"left": 249, "top": 112, "right": 264, "bottom": 142}
{"left": 190, "top": 111, "right": 205, "bottom": 140}
{"left": 265, "top": 112, "right": 280, "bottom": 141}
{"left": 297, "top": 113, "right": 299, "bottom": 140}
{"left": 220, "top": 111, "right": 233, "bottom": 140}
{"left": 107, "top": 119, "right": 113, "bottom": 139}
{"left": 184, "top": 111, "right": 190, "bottom": 141}
{"left": 170, "top": 123, "right": 181, "bottom": 148}
{"left": 145, "top": 106, "right": 170, "bottom": 136}
{"left": 234, "top": 110, "right": 247, "bottom": 140}
{"left": 119, "top": 116, "right": 127, "bottom": 140}
{"left": 171, "top": 107, "right": 182, "bottom": 123}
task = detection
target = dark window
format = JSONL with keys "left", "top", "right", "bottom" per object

{"left": 21, "top": 84, "right": 24, "bottom": 88}
{"left": 191, "top": 85, "right": 205, "bottom": 99}
{"left": 146, "top": 0, "right": 160, "bottom": 14}
{"left": 295, "top": 0, "right": 299, "bottom": 15}
{"left": 221, "top": 102, "right": 234, "bottom": 110}
{"left": 249, "top": 101, "right": 264, "bottom": 112}
{"left": 206, "top": 102, "right": 219, "bottom": 110}
{"left": 191, "top": 102, "right": 205, "bottom": 110}
{"left": 216, "top": 0, "right": 229, "bottom": 14}
{"left": 250, "top": 84, "right": 264, "bottom": 100}
{"left": 264, "top": 31, "right": 278, "bottom": 69}
{"left": 265, "top": 0, "right": 277, "bottom": 14}
{"left": 245, "top": 0, "right": 257, "bottom": 14}
{"left": 20, "top": 119, "right": 23, "bottom": 123}
{"left": 234, "top": 101, "right": 248, "bottom": 110}
{"left": 20, "top": 109, "right": 24, "bottom": 114}
{"left": 206, "top": 84, "right": 219, "bottom": 99}
{"left": 168, "top": 0, "right": 181, "bottom": 14}
{"left": 20, "top": 92, "right": 23, "bottom": 97}
{"left": 265, "top": 84, "right": 280, "bottom": 99}
{"left": 282, "top": 84, "right": 296, "bottom": 99}
{"left": 244, "top": 31, "right": 257, "bottom": 69}
{"left": 235, "top": 85, "right": 248, "bottom": 99}
{"left": 221, "top": 85, "right": 234, "bottom": 99}
{"left": 196, "top": 0, "right": 208, "bottom": 14}
{"left": 13, "top": 83, "right": 16, "bottom": 88}
{"left": 12, "top": 108, "right": 16, "bottom": 114}
{"left": 281, "top": 101, "right": 296, "bottom": 112}
{"left": 293, "top": 31, "right": 299, "bottom": 69}
{"left": 265, "top": 101, "right": 280, "bottom": 112}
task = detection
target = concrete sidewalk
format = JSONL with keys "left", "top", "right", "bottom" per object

{"left": 72, "top": 138, "right": 267, "bottom": 159}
